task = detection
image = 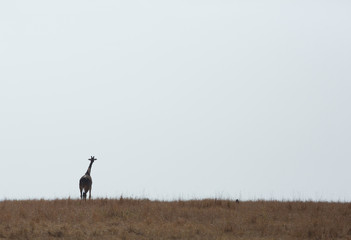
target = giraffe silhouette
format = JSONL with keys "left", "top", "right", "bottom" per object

{"left": 79, "top": 156, "right": 97, "bottom": 200}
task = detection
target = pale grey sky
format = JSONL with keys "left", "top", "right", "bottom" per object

{"left": 1, "top": 1, "right": 350, "bottom": 201}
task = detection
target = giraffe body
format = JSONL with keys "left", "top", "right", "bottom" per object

{"left": 79, "top": 156, "right": 96, "bottom": 200}
{"left": 79, "top": 174, "right": 92, "bottom": 199}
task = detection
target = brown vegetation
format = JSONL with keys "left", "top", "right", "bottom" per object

{"left": 0, "top": 198, "right": 350, "bottom": 240}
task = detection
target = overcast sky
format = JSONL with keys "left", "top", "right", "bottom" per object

{"left": 1, "top": 1, "right": 350, "bottom": 201}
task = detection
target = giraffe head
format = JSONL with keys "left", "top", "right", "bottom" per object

{"left": 88, "top": 156, "right": 97, "bottom": 162}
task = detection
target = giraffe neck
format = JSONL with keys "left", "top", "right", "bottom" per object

{"left": 85, "top": 161, "right": 94, "bottom": 175}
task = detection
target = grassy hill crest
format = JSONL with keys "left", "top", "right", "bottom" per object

{"left": 0, "top": 198, "right": 350, "bottom": 239}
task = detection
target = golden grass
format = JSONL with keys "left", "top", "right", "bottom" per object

{"left": 0, "top": 198, "right": 350, "bottom": 240}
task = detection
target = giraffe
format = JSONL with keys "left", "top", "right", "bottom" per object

{"left": 79, "top": 156, "right": 97, "bottom": 200}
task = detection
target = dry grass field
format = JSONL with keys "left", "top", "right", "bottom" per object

{"left": 0, "top": 198, "right": 350, "bottom": 240}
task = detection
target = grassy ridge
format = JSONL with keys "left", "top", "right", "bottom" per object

{"left": 0, "top": 198, "right": 350, "bottom": 240}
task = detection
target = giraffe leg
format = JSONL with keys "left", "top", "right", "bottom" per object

{"left": 89, "top": 188, "right": 92, "bottom": 199}
{"left": 80, "top": 187, "right": 83, "bottom": 199}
